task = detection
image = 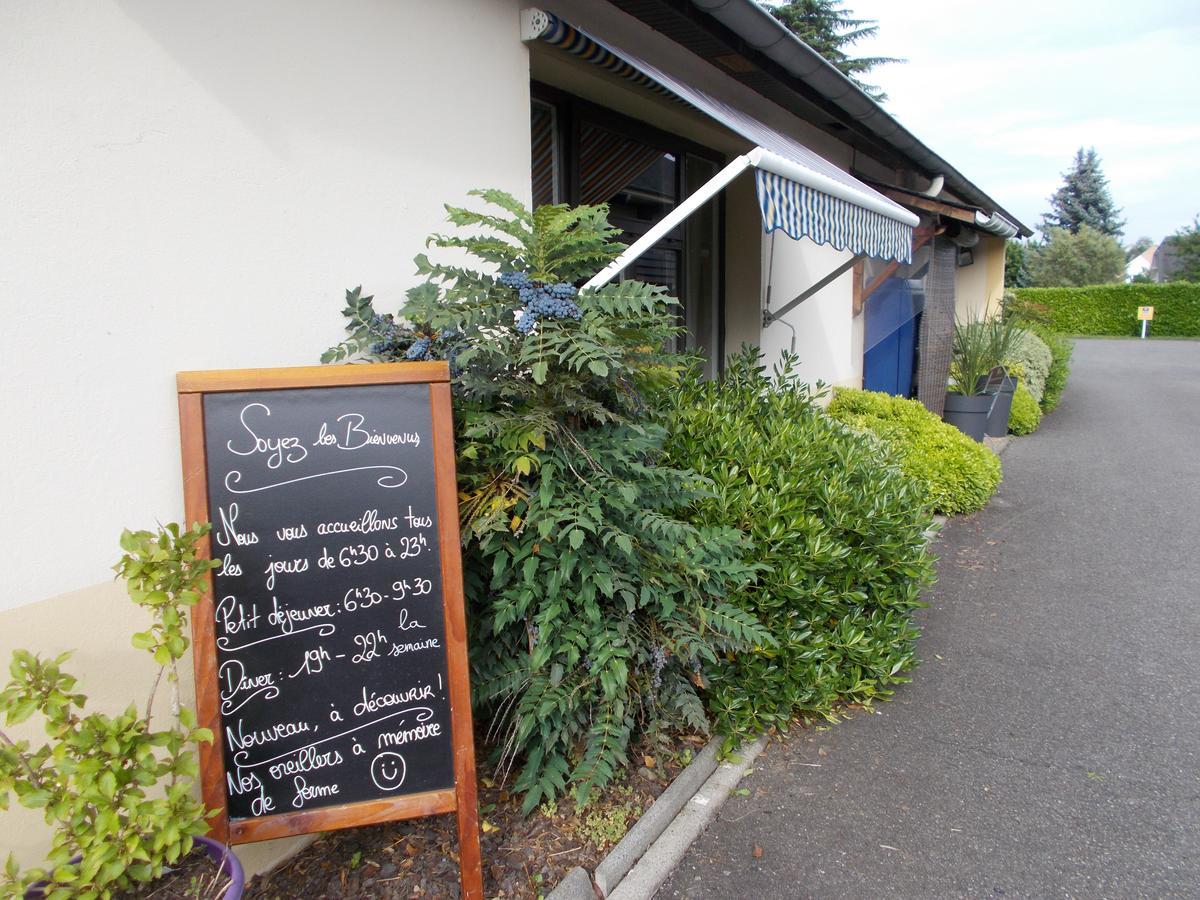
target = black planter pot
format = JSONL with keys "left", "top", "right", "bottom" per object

{"left": 943, "top": 392, "right": 992, "bottom": 442}
{"left": 976, "top": 373, "right": 1019, "bottom": 438}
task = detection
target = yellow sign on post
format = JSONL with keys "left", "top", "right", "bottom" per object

{"left": 1138, "top": 306, "right": 1155, "bottom": 320}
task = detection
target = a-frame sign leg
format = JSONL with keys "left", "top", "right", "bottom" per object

{"left": 432, "top": 379, "right": 484, "bottom": 900}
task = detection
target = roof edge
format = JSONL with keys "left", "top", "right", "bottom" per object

{"left": 686, "top": 0, "right": 1034, "bottom": 237}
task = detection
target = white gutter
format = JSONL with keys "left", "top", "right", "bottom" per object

{"left": 973, "top": 211, "right": 1019, "bottom": 239}
{"left": 688, "top": 0, "right": 1033, "bottom": 237}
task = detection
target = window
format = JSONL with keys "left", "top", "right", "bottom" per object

{"left": 529, "top": 86, "right": 724, "bottom": 375}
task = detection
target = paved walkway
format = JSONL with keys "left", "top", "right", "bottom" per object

{"left": 660, "top": 339, "right": 1200, "bottom": 898}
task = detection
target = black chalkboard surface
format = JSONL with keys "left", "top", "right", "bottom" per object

{"left": 178, "top": 363, "right": 482, "bottom": 898}
{"left": 202, "top": 383, "right": 453, "bottom": 818}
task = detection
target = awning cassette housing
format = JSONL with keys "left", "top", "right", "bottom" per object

{"left": 523, "top": 8, "right": 918, "bottom": 285}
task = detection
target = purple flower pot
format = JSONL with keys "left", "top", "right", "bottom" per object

{"left": 196, "top": 835, "right": 245, "bottom": 900}
{"left": 25, "top": 836, "right": 243, "bottom": 899}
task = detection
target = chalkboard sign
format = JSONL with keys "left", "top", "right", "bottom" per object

{"left": 177, "top": 363, "right": 481, "bottom": 898}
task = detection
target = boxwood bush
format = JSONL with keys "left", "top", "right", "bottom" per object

{"left": 1013, "top": 283, "right": 1200, "bottom": 336}
{"left": 828, "top": 389, "right": 1001, "bottom": 515}
{"left": 1025, "top": 324, "right": 1073, "bottom": 412}
{"left": 1004, "top": 328, "right": 1053, "bottom": 404}
{"left": 1007, "top": 381, "right": 1042, "bottom": 435}
{"left": 665, "top": 352, "right": 935, "bottom": 744}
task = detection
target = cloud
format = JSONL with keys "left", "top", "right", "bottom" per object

{"left": 845, "top": 1, "right": 1200, "bottom": 237}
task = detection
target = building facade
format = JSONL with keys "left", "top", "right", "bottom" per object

{"left": 0, "top": 0, "right": 1028, "bottom": 871}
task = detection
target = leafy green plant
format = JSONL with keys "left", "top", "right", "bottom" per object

{"left": 572, "top": 785, "right": 641, "bottom": 847}
{"left": 950, "top": 318, "right": 1019, "bottom": 395}
{"left": 0, "top": 524, "right": 218, "bottom": 899}
{"left": 1012, "top": 283, "right": 1200, "bottom": 336}
{"left": 1004, "top": 329, "right": 1053, "bottom": 404}
{"left": 828, "top": 389, "right": 1002, "bottom": 515}
{"left": 1007, "top": 382, "right": 1042, "bottom": 435}
{"left": 326, "top": 191, "right": 767, "bottom": 810}
{"left": 664, "top": 351, "right": 934, "bottom": 745}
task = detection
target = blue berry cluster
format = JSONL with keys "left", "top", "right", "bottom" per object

{"left": 650, "top": 645, "right": 668, "bottom": 689}
{"left": 367, "top": 313, "right": 400, "bottom": 357}
{"left": 405, "top": 336, "right": 433, "bottom": 360}
{"left": 498, "top": 271, "right": 581, "bottom": 334}
{"left": 365, "top": 313, "right": 440, "bottom": 361}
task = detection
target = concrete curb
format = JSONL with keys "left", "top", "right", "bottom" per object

{"left": 984, "top": 434, "right": 1011, "bottom": 456}
{"left": 607, "top": 735, "right": 769, "bottom": 900}
{"left": 594, "top": 741, "right": 720, "bottom": 895}
{"left": 924, "top": 514, "right": 947, "bottom": 542}
{"left": 544, "top": 736, "right": 763, "bottom": 900}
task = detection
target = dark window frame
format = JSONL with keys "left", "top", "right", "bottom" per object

{"left": 530, "top": 81, "right": 727, "bottom": 374}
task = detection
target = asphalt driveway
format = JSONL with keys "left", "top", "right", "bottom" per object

{"left": 659, "top": 339, "right": 1200, "bottom": 898}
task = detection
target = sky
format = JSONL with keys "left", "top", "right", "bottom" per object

{"left": 842, "top": 0, "right": 1200, "bottom": 243}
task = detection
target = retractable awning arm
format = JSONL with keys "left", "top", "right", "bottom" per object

{"left": 583, "top": 146, "right": 918, "bottom": 291}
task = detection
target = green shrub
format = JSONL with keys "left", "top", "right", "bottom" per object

{"left": 951, "top": 318, "right": 1020, "bottom": 394}
{"left": 1007, "top": 382, "right": 1042, "bottom": 435}
{"left": 1, "top": 525, "right": 216, "bottom": 898}
{"left": 1013, "top": 283, "right": 1200, "bottom": 336}
{"left": 1004, "top": 328, "right": 1053, "bottom": 404}
{"left": 828, "top": 389, "right": 1002, "bottom": 516}
{"left": 1026, "top": 324, "right": 1073, "bottom": 412}
{"left": 664, "top": 352, "right": 934, "bottom": 745}
{"left": 326, "top": 193, "right": 768, "bottom": 810}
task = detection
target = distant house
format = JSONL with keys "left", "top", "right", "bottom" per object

{"left": 1150, "top": 239, "right": 1184, "bottom": 282}
{"left": 1126, "top": 244, "right": 1157, "bottom": 281}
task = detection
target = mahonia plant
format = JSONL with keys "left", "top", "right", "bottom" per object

{"left": 327, "top": 190, "right": 769, "bottom": 810}
{"left": 0, "top": 524, "right": 218, "bottom": 899}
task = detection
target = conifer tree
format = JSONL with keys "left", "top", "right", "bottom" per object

{"left": 1163, "top": 216, "right": 1200, "bottom": 282}
{"left": 1041, "top": 147, "right": 1125, "bottom": 239}
{"left": 767, "top": 0, "right": 900, "bottom": 101}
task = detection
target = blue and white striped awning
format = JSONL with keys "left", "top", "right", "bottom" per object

{"left": 523, "top": 9, "right": 918, "bottom": 264}
{"left": 755, "top": 169, "right": 915, "bottom": 263}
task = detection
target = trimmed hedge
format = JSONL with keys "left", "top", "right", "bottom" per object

{"left": 828, "top": 389, "right": 1002, "bottom": 516}
{"left": 1013, "top": 283, "right": 1200, "bottom": 336}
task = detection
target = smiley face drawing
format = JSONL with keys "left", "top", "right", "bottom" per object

{"left": 370, "top": 752, "right": 407, "bottom": 791}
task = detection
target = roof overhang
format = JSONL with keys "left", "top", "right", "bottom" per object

{"left": 870, "top": 183, "right": 1021, "bottom": 239}
{"left": 604, "top": 0, "right": 1033, "bottom": 238}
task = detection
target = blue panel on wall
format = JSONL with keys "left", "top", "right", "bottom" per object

{"left": 863, "top": 278, "right": 922, "bottom": 397}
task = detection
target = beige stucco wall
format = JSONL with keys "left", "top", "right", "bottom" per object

{"left": 954, "top": 234, "right": 1007, "bottom": 322}
{"left": 1, "top": 0, "right": 531, "bottom": 616}
{"left": 1, "top": 0, "right": 530, "bottom": 876}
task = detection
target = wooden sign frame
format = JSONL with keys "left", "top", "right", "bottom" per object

{"left": 177, "top": 362, "right": 482, "bottom": 899}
